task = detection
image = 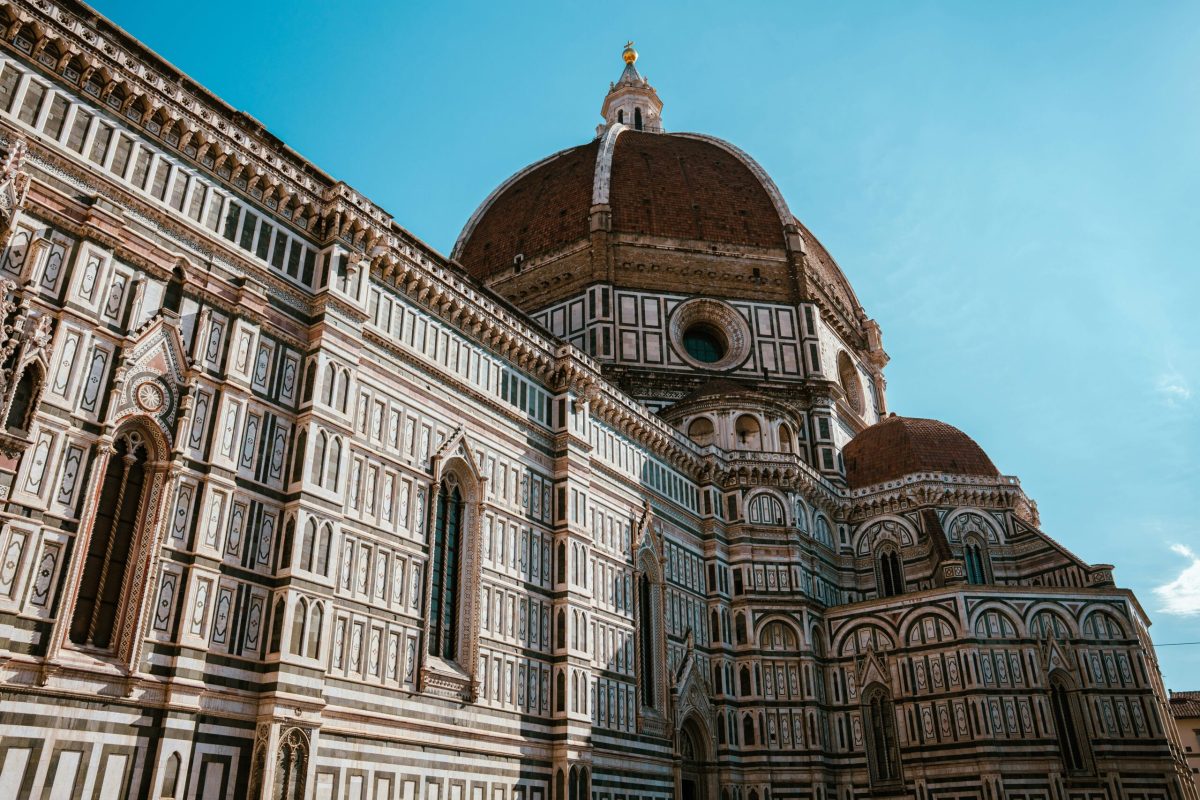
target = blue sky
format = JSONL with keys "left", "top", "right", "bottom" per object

{"left": 94, "top": 0, "right": 1199, "bottom": 688}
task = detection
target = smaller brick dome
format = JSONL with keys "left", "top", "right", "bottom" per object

{"left": 843, "top": 415, "right": 999, "bottom": 489}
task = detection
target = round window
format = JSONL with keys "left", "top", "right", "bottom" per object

{"left": 682, "top": 324, "right": 727, "bottom": 364}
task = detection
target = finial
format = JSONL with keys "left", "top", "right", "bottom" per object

{"left": 623, "top": 41, "right": 637, "bottom": 65}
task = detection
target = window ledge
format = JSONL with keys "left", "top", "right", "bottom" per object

{"left": 422, "top": 655, "right": 474, "bottom": 701}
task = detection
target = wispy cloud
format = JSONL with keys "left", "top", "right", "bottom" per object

{"left": 1154, "top": 544, "right": 1200, "bottom": 616}
{"left": 1156, "top": 370, "right": 1192, "bottom": 407}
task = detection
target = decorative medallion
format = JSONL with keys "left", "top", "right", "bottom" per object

{"left": 136, "top": 380, "right": 166, "bottom": 413}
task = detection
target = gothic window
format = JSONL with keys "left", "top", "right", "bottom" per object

{"left": 1049, "top": 673, "right": 1089, "bottom": 773}
{"left": 794, "top": 498, "right": 810, "bottom": 534}
{"left": 5, "top": 363, "right": 42, "bottom": 432}
{"left": 338, "top": 369, "right": 351, "bottom": 412}
{"left": 734, "top": 415, "right": 762, "bottom": 449}
{"left": 268, "top": 597, "right": 285, "bottom": 654}
{"left": 307, "top": 602, "right": 323, "bottom": 660}
{"left": 301, "top": 361, "right": 316, "bottom": 403}
{"left": 740, "top": 665, "right": 752, "bottom": 696}
{"left": 290, "top": 597, "right": 307, "bottom": 656}
{"left": 735, "top": 612, "right": 748, "bottom": 645}
{"left": 964, "top": 536, "right": 990, "bottom": 585}
{"left": 862, "top": 684, "right": 902, "bottom": 785}
{"left": 321, "top": 363, "right": 335, "bottom": 406}
{"left": 68, "top": 428, "right": 157, "bottom": 650}
{"left": 747, "top": 493, "right": 785, "bottom": 525}
{"left": 159, "top": 751, "right": 181, "bottom": 798}
{"left": 637, "top": 571, "right": 661, "bottom": 709}
{"left": 634, "top": 107, "right": 643, "bottom": 130}
{"left": 316, "top": 524, "right": 332, "bottom": 576}
{"left": 279, "top": 518, "right": 295, "bottom": 572}
{"left": 813, "top": 515, "right": 833, "bottom": 547}
{"left": 687, "top": 417, "right": 715, "bottom": 447}
{"left": 1082, "top": 611, "right": 1125, "bottom": 640}
{"left": 327, "top": 437, "right": 342, "bottom": 490}
{"left": 310, "top": 432, "right": 326, "bottom": 486}
{"left": 299, "top": 518, "right": 316, "bottom": 571}
{"left": 876, "top": 546, "right": 905, "bottom": 598}
{"left": 274, "top": 727, "right": 309, "bottom": 800}
{"left": 290, "top": 430, "right": 306, "bottom": 484}
{"left": 742, "top": 714, "right": 755, "bottom": 745}
{"left": 429, "top": 477, "right": 464, "bottom": 660}
{"left": 617, "top": 109, "right": 624, "bottom": 124}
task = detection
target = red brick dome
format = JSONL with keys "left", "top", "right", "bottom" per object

{"left": 452, "top": 129, "right": 791, "bottom": 280}
{"left": 843, "top": 415, "right": 999, "bottom": 489}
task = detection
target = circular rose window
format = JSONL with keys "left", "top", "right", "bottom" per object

{"left": 669, "top": 299, "right": 752, "bottom": 371}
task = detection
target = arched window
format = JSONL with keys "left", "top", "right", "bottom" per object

{"left": 734, "top": 415, "right": 762, "bottom": 449}
{"left": 278, "top": 518, "right": 295, "bottom": 572}
{"left": 429, "top": 477, "right": 464, "bottom": 660}
{"left": 159, "top": 752, "right": 181, "bottom": 798}
{"left": 617, "top": 109, "right": 624, "bottom": 124}
{"left": 307, "top": 602, "right": 323, "bottom": 660}
{"left": 687, "top": 417, "right": 715, "bottom": 447}
{"left": 327, "top": 437, "right": 342, "bottom": 490}
{"left": 761, "top": 620, "right": 798, "bottom": 651}
{"left": 794, "top": 498, "right": 810, "bottom": 534}
{"left": 316, "top": 524, "right": 332, "bottom": 577}
{"left": 556, "top": 670, "right": 566, "bottom": 712}
{"left": 268, "top": 597, "right": 285, "bottom": 654}
{"left": 739, "top": 665, "right": 752, "bottom": 696}
{"left": 742, "top": 714, "right": 755, "bottom": 745}
{"left": 310, "top": 431, "right": 326, "bottom": 486}
{"left": 747, "top": 493, "right": 785, "bottom": 525}
{"left": 290, "top": 597, "right": 307, "bottom": 656}
{"left": 338, "top": 369, "right": 350, "bottom": 412}
{"left": 1030, "top": 610, "right": 1070, "bottom": 640}
{"left": 814, "top": 515, "right": 833, "bottom": 547}
{"left": 876, "top": 546, "right": 904, "bottom": 598}
{"left": 5, "top": 364, "right": 42, "bottom": 431}
{"left": 274, "top": 728, "right": 309, "bottom": 800}
{"left": 291, "top": 429, "right": 306, "bottom": 484}
{"left": 321, "top": 363, "right": 336, "bottom": 406}
{"left": 556, "top": 608, "right": 566, "bottom": 649}
{"left": 557, "top": 541, "right": 567, "bottom": 584}
{"left": 1049, "top": 673, "right": 1089, "bottom": 773}
{"left": 301, "top": 361, "right": 316, "bottom": 403}
{"left": 779, "top": 424, "right": 794, "bottom": 453}
{"left": 69, "top": 429, "right": 155, "bottom": 650}
{"left": 863, "top": 684, "right": 901, "bottom": 785}
{"left": 837, "top": 352, "right": 864, "bottom": 413}
{"left": 634, "top": 107, "right": 643, "bottom": 130}
{"left": 299, "top": 518, "right": 316, "bottom": 571}
{"left": 735, "top": 612, "right": 748, "bottom": 645}
{"left": 964, "top": 536, "right": 990, "bottom": 585}
{"left": 638, "top": 572, "right": 657, "bottom": 708}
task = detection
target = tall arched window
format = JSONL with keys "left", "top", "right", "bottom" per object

{"left": 316, "top": 524, "right": 332, "bottom": 577}
{"left": 327, "top": 437, "right": 342, "bottom": 490}
{"left": 338, "top": 369, "right": 350, "bottom": 412}
{"left": 1049, "top": 673, "right": 1088, "bottom": 773}
{"left": 159, "top": 752, "right": 181, "bottom": 799}
{"left": 429, "top": 477, "right": 464, "bottom": 660}
{"left": 964, "top": 536, "right": 989, "bottom": 585}
{"left": 307, "top": 602, "right": 323, "bottom": 660}
{"left": 299, "top": 518, "right": 316, "bottom": 571}
{"left": 321, "top": 363, "right": 336, "bottom": 406}
{"left": 290, "top": 429, "right": 306, "bottom": 484}
{"left": 863, "top": 684, "right": 902, "bottom": 785}
{"left": 310, "top": 432, "right": 326, "bottom": 486}
{"left": 69, "top": 428, "right": 155, "bottom": 650}
{"left": 638, "top": 572, "right": 657, "bottom": 708}
{"left": 837, "top": 351, "right": 864, "bottom": 414}
{"left": 634, "top": 107, "right": 643, "bottom": 130}
{"left": 268, "top": 597, "right": 285, "bottom": 654}
{"left": 779, "top": 424, "right": 794, "bottom": 453}
{"left": 290, "top": 597, "right": 307, "bottom": 656}
{"left": 734, "top": 415, "right": 762, "bottom": 449}
{"left": 876, "top": 546, "right": 904, "bottom": 598}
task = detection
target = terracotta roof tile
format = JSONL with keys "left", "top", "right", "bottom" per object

{"left": 1170, "top": 691, "right": 1200, "bottom": 718}
{"left": 844, "top": 415, "right": 999, "bottom": 489}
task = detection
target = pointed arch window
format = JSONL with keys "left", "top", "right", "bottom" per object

{"left": 638, "top": 571, "right": 659, "bottom": 709}
{"left": 290, "top": 597, "right": 307, "bottom": 656}
{"left": 634, "top": 107, "right": 643, "bottom": 130}
{"left": 5, "top": 363, "right": 42, "bottom": 432}
{"left": 1049, "top": 673, "right": 1089, "bottom": 773}
{"left": 68, "top": 428, "right": 156, "bottom": 650}
{"left": 876, "top": 546, "right": 905, "bottom": 598}
{"left": 964, "top": 536, "right": 990, "bottom": 585}
{"left": 747, "top": 493, "right": 785, "bottom": 525}
{"left": 429, "top": 477, "right": 464, "bottom": 660}
{"left": 862, "top": 684, "right": 902, "bottom": 785}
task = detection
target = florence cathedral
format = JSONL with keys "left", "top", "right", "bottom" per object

{"left": 0, "top": 2, "right": 1193, "bottom": 799}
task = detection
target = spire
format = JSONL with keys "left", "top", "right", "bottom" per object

{"left": 598, "top": 41, "right": 664, "bottom": 135}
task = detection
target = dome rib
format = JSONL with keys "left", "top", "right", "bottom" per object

{"left": 843, "top": 416, "right": 999, "bottom": 489}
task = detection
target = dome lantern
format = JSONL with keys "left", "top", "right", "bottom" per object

{"left": 599, "top": 41, "right": 664, "bottom": 134}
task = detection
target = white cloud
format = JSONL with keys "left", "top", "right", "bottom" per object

{"left": 1153, "top": 544, "right": 1200, "bottom": 616}
{"left": 1156, "top": 370, "right": 1192, "bottom": 407}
